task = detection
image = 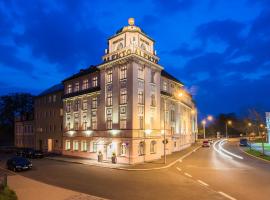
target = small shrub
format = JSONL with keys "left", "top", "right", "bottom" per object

{"left": 0, "top": 186, "right": 17, "bottom": 200}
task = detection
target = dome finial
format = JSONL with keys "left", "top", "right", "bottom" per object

{"left": 128, "top": 18, "right": 135, "bottom": 26}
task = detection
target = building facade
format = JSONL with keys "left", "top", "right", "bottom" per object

{"left": 34, "top": 84, "right": 64, "bottom": 153}
{"left": 62, "top": 18, "right": 198, "bottom": 164}
{"left": 14, "top": 114, "right": 35, "bottom": 148}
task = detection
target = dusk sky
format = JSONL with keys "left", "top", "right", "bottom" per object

{"left": 0, "top": 0, "right": 269, "bottom": 116}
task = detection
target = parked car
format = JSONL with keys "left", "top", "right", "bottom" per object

{"left": 6, "top": 157, "right": 32, "bottom": 172}
{"left": 239, "top": 138, "right": 248, "bottom": 147}
{"left": 27, "top": 149, "right": 44, "bottom": 158}
{"left": 202, "top": 140, "right": 211, "bottom": 147}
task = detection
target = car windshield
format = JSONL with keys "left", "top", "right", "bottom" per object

{"left": 13, "top": 157, "right": 30, "bottom": 165}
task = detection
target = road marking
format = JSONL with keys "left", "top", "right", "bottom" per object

{"left": 176, "top": 167, "right": 181, "bottom": 172}
{"left": 184, "top": 173, "right": 192, "bottom": 177}
{"left": 213, "top": 140, "right": 233, "bottom": 159}
{"left": 197, "top": 180, "right": 209, "bottom": 186}
{"left": 219, "top": 139, "right": 243, "bottom": 160}
{"left": 218, "top": 191, "right": 237, "bottom": 200}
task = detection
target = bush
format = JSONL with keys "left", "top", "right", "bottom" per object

{"left": 0, "top": 186, "right": 17, "bottom": 200}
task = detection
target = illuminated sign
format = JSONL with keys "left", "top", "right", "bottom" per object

{"left": 103, "top": 48, "right": 159, "bottom": 64}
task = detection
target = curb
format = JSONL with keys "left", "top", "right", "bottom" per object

{"left": 238, "top": 147, "right": 270, "bottom": 164}
{"left": 46, "top": 146, "right": 201, "bottom": 171}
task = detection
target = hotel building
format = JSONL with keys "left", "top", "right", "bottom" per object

{"left": 62, "top": 18, "right": 198, "bottom": 164}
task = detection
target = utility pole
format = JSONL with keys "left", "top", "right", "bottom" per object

{"left": 163, "top": 98, "right": 166, "bottom": 164}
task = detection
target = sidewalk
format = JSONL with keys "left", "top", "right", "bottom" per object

{"left": 46, "top": 143, "right": 201, "bottom": 170}
{"left": 8, "top": 174, "right": 106, "bottom": 200}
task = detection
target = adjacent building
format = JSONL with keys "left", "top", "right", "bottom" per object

{"left": 34, "top": 84, "right": 64, "bottom": 153}
{"left": 62, "top": 18, "right": 197, "bottom": 164}
{"left": 14, "top": 114, "right": 35, "bottom": 148}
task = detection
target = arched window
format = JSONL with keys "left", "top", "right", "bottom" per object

{"left": 141, "top": 43, "right": 146, "bottom": 50}
{"left": 138, "top": 141, "right": 145, "bottom": 156}
{"left": 151, "top": 94, "right": 156, "bottom": 107}
{"left": 116, "top": 42, "right": 124, "bottom": 50}
{"left": 150, "top": 140, "right": 156, "bottom": 154}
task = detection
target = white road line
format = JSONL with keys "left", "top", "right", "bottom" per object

{"left": 219, "top": 139, "right": 244, "bottom": 160}
{"left": 218, "top": 191, "right": 237, "bottom": 200}
{"left": 213, "top": 140, "right": 233, "bottom": 159}
{"left": 184, "top": 173, "right": 192, "bottom": 178}
{"left": 176, "top": 167, "right": 182, "bottom": 172}
{"left": 197, "top": 180, "right": 209, "bottom": 186}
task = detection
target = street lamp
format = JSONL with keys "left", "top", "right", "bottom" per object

{"left": 202, "top": 120, "right": 206, "bottom": 139}
{"left": 225, "top": 120, "right": 232, "bottom": 138}
{"left": 207, "top": 115, "right": 213, "bottom": 121}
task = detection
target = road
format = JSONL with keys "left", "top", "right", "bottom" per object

{"left": 1, "top": 140, "right": 269, "bottom": 200}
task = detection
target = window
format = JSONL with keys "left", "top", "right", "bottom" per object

{"left": 163, "top": 81, "right": 167, "bottom": 91}
{"left": 92, "top": 76, "right": 98, "bottom": 87}
{"left": 66, "top": 102, "right": 71, "bottom": 112}
{"left": 106, "top": 68, "right": 113, "bottom": 83}
{"left": 138, "top": 91, "right": 144, "bottom": 104}
{"left": 120, "top": 89, "right": 127, "bottom": 104}
{"left": 107, "top": 116, "right": 112, "bottom": 129}
{"left": 67, "top": 84, "right": 72, "bottom": 94}
{"left": 120, "top": 118, "right": 127, "bottom": 129}
{"left": 171, "top": 127, "right": 175, "bottom": 135}
{"left": 92, "top": 142, "right": 97, "bottom": 152}
{"left": 106, "top": 92, "right": 112, "bottom": 106}
{"left": 92, "top": 111, "right": 97, "bottom": 130}
{"left": 120, "top": 106, "right": 126, "bottom": 114}
{"left": 48, "top": 96, "right": 52, "bottom": 103}
{"left": 120, "top": 65, "right": 127, "bottom": 80}
{"left": 83, "top": 121, "right": 87, "bottom": 130}
{"left": 53, "top": 95, "right": 56, "bottom": 102}
{"left": 92, "top": 97, "right": 97, "bottom": 109}
{"left": 82, "top": 79, "right": 89, "bottom": 90}
{"left": 151, "top": 94, "right": 156, "bottom": 107}
{"left": 74, "top": 121, "right": 79, "bottom": 130}
{"left": 67, "top": 122, "right": 71, "bottom": 131}
{"left": 74, "top": 82, "right": 80, "bottom": 92}
{"left": 151, "top": 70, "right": 155, "bottom": 83}
{"left": 73, "top": 140, "right": 79, "bottom": 151}
{"left": 82, "top": 100, "right": 88, "bottom": 110}
{"left": 65, "top": 140, "right": 71, "bottom": 150}
{"left": 139, "top": 116, "right": 144, "bottom": 129}
{"left": 170, "top": 110, "right": 175, "bottom": 122}
{"left": 138, "top": 142, "right": 145, "bottom": 156}
{"left": 116, "top": 42, "right": 123, "bottom": 50}
{"left": 81, "top": 140, "right": 87, "bottom": 152}
{"left": 121, "top": 143, "right": 127, "bottom": 156}
{"left": 138, "top": 66, "right": 144, "bottom": 79}
{"left": 74, "top": 100, "right": 80, "bottom": 111}
{"left": 141, "top": 43, "right": 146, "bottom": 50}
{"left": 150, "top": 141, "right": 156, "bottom": 154}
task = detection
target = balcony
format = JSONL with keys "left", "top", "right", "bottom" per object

{"left": 63, "top": 86, "right": 100, "bottom": 99}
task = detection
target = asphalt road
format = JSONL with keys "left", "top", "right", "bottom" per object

{"left": 1, "top": 140, "right": 269, "bottom": 200}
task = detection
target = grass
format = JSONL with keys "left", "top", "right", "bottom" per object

{"left": 0, "top": 186, "right": 17, "bottom": 200}
{"left": 245, "top": 149, "right": 270, "bottom": 161}
{"left": 253, "top": 143, "right": 270, "bottom": 151}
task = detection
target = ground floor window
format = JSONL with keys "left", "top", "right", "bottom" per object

{"left": 73, "top": 140, "right": 79, "bottom": 151}
{"left": 65, "top": 140, "right": 71, "bottom": 150}
{"left": 81, "top": 140, "right": 87, "bottom": 151}
{"left": 138, "top": 141, "right": 145, "bottom": 156}
{"left": 150, "top": 140, "right": 156, "bottom": 154}
{"left": 121, "top": 143, "right": 127, "bottom": 156}
{"left": 92, "top": 142, "right": 97, "bottom": 152}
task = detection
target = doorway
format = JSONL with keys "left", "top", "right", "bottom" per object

{"left": 48, "top": 139, "right": 53, "bottom": 152}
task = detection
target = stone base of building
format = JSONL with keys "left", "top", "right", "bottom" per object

{"left": 62, "top": 134, "right": 194, "bottom": 165}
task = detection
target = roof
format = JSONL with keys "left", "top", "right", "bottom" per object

{"left": 38, "top": 83, "right": 64, "bottom": 96}
{"left": 62, "top": 65, "right": 99, "bottom": 82}
{"left": 161, "top": 70, "right": 184, "bottom": 85}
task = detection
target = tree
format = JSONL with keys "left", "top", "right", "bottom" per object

{"left": 0, "top": 93, "right": 34, "bottom": 146}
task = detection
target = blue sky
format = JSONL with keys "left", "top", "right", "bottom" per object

{"left": 0, "top": 0, "right": 269, "bottom": 116}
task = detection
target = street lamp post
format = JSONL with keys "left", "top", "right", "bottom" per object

{"left": 226, "top": 120, "right": 232, "bottom": 138}
{"left": 163, "top": 98, "right": 166, "bottom": 164}
{"left": 248, "top": 122, "right": 252, "bottom": 150}
{"left": 202, "top": 120, "right": 206, "bottom": 139}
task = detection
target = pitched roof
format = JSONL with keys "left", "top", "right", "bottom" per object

{"left": 62, "top": 65, "right": 99, "bottom": 82}
{"left": 161, "top": 70, "right": 184, "bottom": 85}
{"left": 38, "top": 83, "right": 64, "bottom": 96}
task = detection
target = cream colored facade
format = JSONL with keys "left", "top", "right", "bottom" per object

{"left": 62, "top": 18, "right": 197, "bottom": 164}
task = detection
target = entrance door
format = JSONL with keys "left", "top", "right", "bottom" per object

{"left": 106, "top": 144, "right": 113, "bottom": 159}
{"left": 39, "top": 140, "right": 42, "bottom": 150}
{"left": 48, "top": 139, "right": 53, "bottom": 152}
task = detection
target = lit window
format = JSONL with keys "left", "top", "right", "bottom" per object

{"left": 73, "top": 140, "right": 79, "bottom": 151}
{"left": 138, "top": 66, "right": 144, "bottom": 79}
{"left": 120, "top": 65, "right": 127, "bottom": 80}
{"left": 74, "top": 100, "right": 80, "bottom": 111}
{"left": 82, "top": 79, "right": 89, "bottom": 90}
{"left": 82, "top": 100, "right": 88, "bottom": 110}
{"left": 106, "top": 92, "right": 112, "bottom": 106}
{"left": 92, "top": 142, "right": 97, "bottom": 152}
{"left": 81, "top": 140, "right": 87, "bottom": 152}
{"left": 107, "top": 116, "right": 112, "bottom": 129}
{"left": 92, "top": 97, "right": 97, "bottom": 109}
{"left": 92, "top": 76, "right": 98, "bottom": 87}
{"left": 66, "top": 102, "right": 71, "bottom": 112}
{"left": 138, "top": 91, "right": 144, "bottom": 104}
{"left": 120, "top": 118, "right": 127, "bottom": 129}
{"left": 121, "top": 143, "right": 127, "bottom": 155}
{"left": 67, "top": 84, "right": 72, "bottom": 94}
{"left": 163, "top": 81, "right": 167, "bottom": 91}
{"left": 120, "top": 89, "right": 127, "bottom": 104}
{"left": 139, "top": 116, "right": 144, "bottom": 129}
{"left": 74, "top": 82, "right": 80, "bottom": 92}
{"left": 138, "top": 141, "right": 145, "bottom": 156}
{"left": 65, "top": 140, "right": 71, "bottom": 150}
{"left": 74, "top": 121, "right": 79, "bottom": 130}
{"left": 91, "top": 111, "right": 97, "bottom": 130}
{"left": 106, "top": 68, "right": 113, "bottom": 83}
{"left": 170, "top": 110, "right": 175, "bottom": 122}
{"left": 150, "top": 141, "right": 156, "bottom": 154}
{"left": 83, "top": 121, "right": 87, "bottom": 130}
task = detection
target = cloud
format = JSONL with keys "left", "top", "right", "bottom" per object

{"left": 170, "top": 43, "right": 203, "bottom": 57}
{"left": 154, "top": 0, "right": 194, "bottom": 14}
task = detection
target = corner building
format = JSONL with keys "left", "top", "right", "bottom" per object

{"left": 62, "top": 18, "right": 198, "bottom": 164}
